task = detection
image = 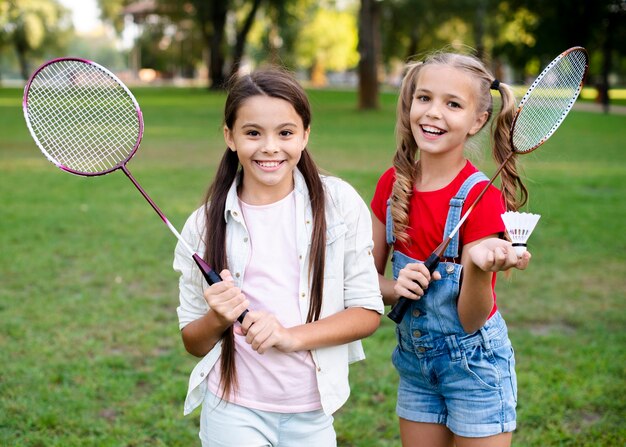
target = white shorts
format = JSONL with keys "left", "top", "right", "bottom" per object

{"left": 199, "top": 391, "right": 336, "bottom": 447}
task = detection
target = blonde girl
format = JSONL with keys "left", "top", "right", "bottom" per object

{"left": 371, "top": 51, "right": 531, "bottom": 447}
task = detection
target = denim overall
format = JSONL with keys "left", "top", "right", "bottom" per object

{"left": 386, "top": 172, "right": 518, "bottom": 437}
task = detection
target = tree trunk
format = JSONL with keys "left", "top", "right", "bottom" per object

{"left": 15, "top": 40, "right": 29, "bottom": 81}
{"left": 474, "top": 0, "right": 486, "bottom": 60}
{"left": 599, "top": 10, "right": 613, "bottom": 113}
{"left": 358, "top": 0, "right": 380, "bottom": 110}
{"left": 230, "top": 0, "right": 263, "bottom": 79}
{"left": 209, "top": 1, "right": 228, "bottom": 90}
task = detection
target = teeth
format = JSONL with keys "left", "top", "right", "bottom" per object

{"left": 257, "top": 161, "right": 281, "bottom": 168}
{"left": 422, "top": 125, "right": 444, "bottom": 135}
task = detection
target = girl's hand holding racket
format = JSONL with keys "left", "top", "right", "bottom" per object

{"left": 203, "top": 269, "right": 250, "bottom": 327}
{"left": 236, "top": 312, "right": 299, "bottom": 355}
{"left": 468, "top": 238, "right": 531, "bottom": 273}
{"left": 393, "top": 263, "right": 441, "bottom": 302}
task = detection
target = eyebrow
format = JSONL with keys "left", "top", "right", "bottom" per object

{"left": 240, "top": 122, "right": 299, "bottom": 129}
{"left": 415, "top": 88, "right": 465, "bottom": 102}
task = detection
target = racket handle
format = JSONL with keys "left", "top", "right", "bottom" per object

{"left": 387, "top": 252, "right": 441, "bottom": 324}
{"left": 192, "top": 254, "right": 248, "bottom": 324}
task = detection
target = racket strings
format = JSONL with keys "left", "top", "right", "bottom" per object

{"left": 512, "top": 50, "right": 588, "bottom": 153}
{"left": 25, "top": 60, "right": 141, "bottom": 174}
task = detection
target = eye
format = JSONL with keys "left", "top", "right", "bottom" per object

{"left": 246, "top": 130, "right": 260, "bottom": 137}
{"left": 279, "top": 130, "right": 294, "bottom": 137}
{"left": 416, "top": 95, "right": 429, "bottom": 102}
{"left": 448, "top": 101, "right": 462, "bottom": 109}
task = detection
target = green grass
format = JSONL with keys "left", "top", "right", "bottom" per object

{"left": 1, "top": 86, "right": 625, "bottom": 446}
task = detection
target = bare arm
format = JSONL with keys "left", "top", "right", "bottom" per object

{"left": 237, "top": 307, "right": 380, "bottom": 354}
{"left": 458, "top": 235, "right": 531, "bottom": 332}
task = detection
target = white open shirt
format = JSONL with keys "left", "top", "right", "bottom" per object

{"left": 173, "top": 169, "right": 384, "bottom": 416}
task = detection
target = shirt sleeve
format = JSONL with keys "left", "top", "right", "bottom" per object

{"left": 173, "top": 208, "right": 210, "bottom": 330}
{"left": 370, "top": 167, "right": 395, "bottom": 224}
{"left": 337, "top": 180, "right": 385, "bottom": 315}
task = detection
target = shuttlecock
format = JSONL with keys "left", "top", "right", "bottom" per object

{"left": 501, "top": 211, "right": 541, "bottom": 256}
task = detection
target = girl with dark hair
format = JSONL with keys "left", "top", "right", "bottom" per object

{"left": 174, "top": 67, "right": 383, "bottom": 446}
{"left": 371, "top": 51, "right": 532, "bottom": 446}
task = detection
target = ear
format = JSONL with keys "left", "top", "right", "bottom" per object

{"left": 224, "top": 126, "right": 236, "bottom": 152}
{"left": 468, "top": 111, "right": 489, "bottom": 136}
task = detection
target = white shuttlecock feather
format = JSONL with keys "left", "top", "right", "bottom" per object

{"left": 501, "top": 211, "right": 541, "bottom": 256}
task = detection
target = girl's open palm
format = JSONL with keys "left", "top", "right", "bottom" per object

{"left": 469, "top": 238, "right": 531, "bottom": 272}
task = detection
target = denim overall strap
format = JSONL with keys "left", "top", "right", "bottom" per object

{"left": 443, "top": 172, "right": 489, "bottom": 259}
{"left": 385, "top": 199, "right": 396, "bottom": 245}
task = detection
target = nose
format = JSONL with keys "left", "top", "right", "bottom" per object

{"left": 262, "top": 135, "right": 280, "bottom": 153}
{"left": 425, "top": 102, "right": 442, "bottom": 119}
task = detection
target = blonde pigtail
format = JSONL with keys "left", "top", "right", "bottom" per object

{"left": 391, "top": 62, "right": 422, "bottom": 244}
{"left": 491, "top": 82, "right": 528, "bottom": 211}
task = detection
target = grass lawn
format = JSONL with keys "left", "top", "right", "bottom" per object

{"left": 1, "top": 86, "right": 624, "bottom": 446}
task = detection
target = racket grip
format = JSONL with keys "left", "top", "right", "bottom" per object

{"left": 386, "top": 252, "right": 441, "bottom": 324}
{"left": 192, "top": 254, "right": 249, "bottom": 324}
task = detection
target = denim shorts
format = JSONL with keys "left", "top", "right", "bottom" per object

{"left": 199, "top": 391, "right": 336, "bottom": 446}
{"left": 392, "top": 312, "right": 517, "bottom": 437}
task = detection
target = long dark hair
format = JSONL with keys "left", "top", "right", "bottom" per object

{"left": 203, "top": 67, "right": 327, "bottom": 399}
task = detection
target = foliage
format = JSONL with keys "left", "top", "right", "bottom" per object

{"left": 1, "top": 86, "right": 625, "bottom": 446}
{"left": 1, "top": 0, "right": 625, "bottom": 92}
{"left": 0, "top": 0, "right": 72, "bottom": 79}
{"left": 295, "top": 7, "right": 359, "bottom": 74}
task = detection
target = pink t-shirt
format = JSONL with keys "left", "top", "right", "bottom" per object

{"left": 208, "top": 191, "right": 321, "bottom": 412}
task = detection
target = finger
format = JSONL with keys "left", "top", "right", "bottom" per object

{"left": 493, "top": 246, "right": 509, "bottom": 268}
{"left": 394, "top": 283, "right": 423, "bottom": 300}
{"left": 219, "top": 269, "right": 234, "bottom": 283}
{"left": 399, "top": 269, "right": 429, "bottom": 290}
{"left": 515, "top": 251, "right": 531, "bottom": 270}
{"left": 247, "top": 323, "right": 271, "bottom": 352}
{"left": 230, "top": 298, "right": 250, "bottom": 323}
{"left": 397, "top": 276, "right": 426, "bottom": 297}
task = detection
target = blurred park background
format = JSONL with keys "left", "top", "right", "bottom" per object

{"left": 1, "top": 1, "right": 625, "bottom": 446}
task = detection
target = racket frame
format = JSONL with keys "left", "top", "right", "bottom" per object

{"left": 23, "top": 57, "right": 144, "bottom": 177}
{"left": 23, "top": 57, "right": 248, "bottom": 323}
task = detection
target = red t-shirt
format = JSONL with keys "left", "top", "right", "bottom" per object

{"left": 371, "top": 160, "right": 505, "bottom": 316}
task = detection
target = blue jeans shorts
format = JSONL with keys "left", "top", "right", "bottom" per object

{"left": 392, "top": 312, "right": 517, "bottom": 437}
{"left": 200, "top": 391, "right": 336, "bottom": 446}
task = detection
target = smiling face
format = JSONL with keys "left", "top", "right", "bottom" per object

{"left": 224, "top": 94, "right": 310, "bottom": 205}
{"left": 409, "top": 64, "right": 488, "bottom": 160}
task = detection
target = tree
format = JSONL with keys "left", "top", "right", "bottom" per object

{"left": 230, "top": 0, "right": 264, "bottom": 78}
{"left": 295, "top": 6, "right": 359, "bottom": 85}
{"left": 597, "top": 1, "right": 626, "bottom": 112}
{"left": 358, "top": 0, "right": 381, "bottom": 109}
{"left": 0, "top": 0, "right": 72, "bottom": 80}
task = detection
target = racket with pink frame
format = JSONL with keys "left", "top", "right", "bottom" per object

{"left": 388, "top": 46, "right": 589, "bottom": 323}
{"left": 23, "top": 57, "right": 248, "bottom": 323}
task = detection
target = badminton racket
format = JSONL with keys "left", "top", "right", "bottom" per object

{"left": 388, "top": 46, "right": 589, "bottom": 323}
{"left": 23, "top": 57, "right": 248, "bottom": 323}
